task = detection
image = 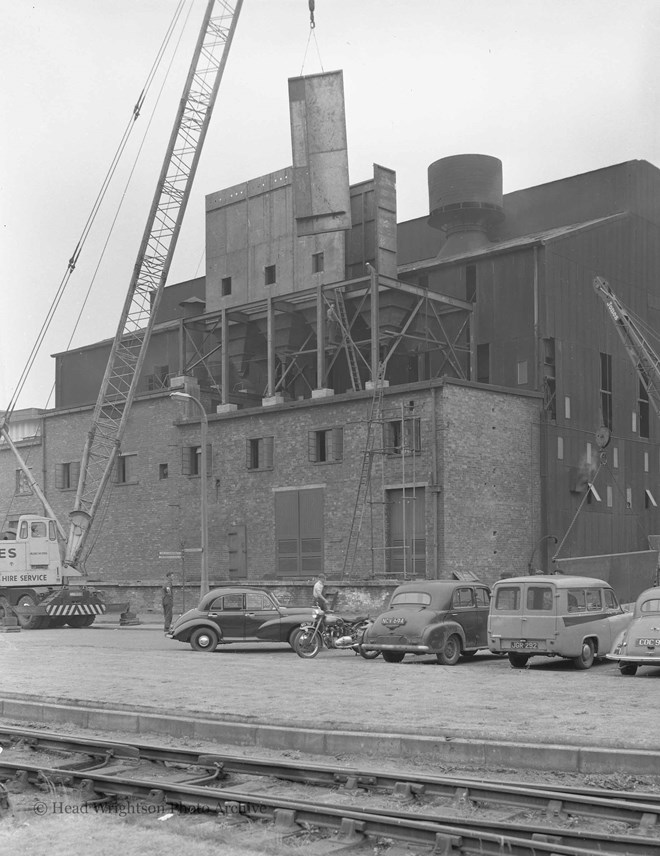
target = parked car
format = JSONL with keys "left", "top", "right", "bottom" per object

{"left": 361, "top": 580, "right": 491, "bottom": 664}
{"left": 607, "top": 585, "right": 660, "bottom": 676}
{"left": 168, "top": 587, "right": 316, "bottom": 652}
{"left": 488, "top": 575, "right": 632, "bottom": 669}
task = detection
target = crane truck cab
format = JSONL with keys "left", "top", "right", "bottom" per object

{"left": 0, "top": 513, "right": 100, "bottom": 629}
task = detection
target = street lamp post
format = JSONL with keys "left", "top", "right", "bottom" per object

{"left": 170, "top": 391, "right": 209, "bottom": 597}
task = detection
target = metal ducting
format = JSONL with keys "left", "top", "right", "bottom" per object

{"left": 428, "top": 154, "right": 504, "bottom": 257}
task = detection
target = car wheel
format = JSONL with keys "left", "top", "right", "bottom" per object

{"left": 436, "top": 634, "right": 461, "bottom": 666}
{"left": 382, "top": 651, "right": 405, "bottom": 663}
{"left": 619, "top": 663, "right": 638, "bottom": 676}
{"left": 508, "top": 652, "right": 529, "bottom": 669}
{"left": 294, "top": 629, "right": 322, "bottom": 659}
{"left": 573, "top": 639, "right": 595, "bottom": 670}
{"left": 190, "top": 627, "right": 219, "bottom": 652}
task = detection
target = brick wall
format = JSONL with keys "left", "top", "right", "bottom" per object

{"left": 0, "top": 379, "right": 541, "bottom": 592}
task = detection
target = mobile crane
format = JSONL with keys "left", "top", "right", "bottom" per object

{"left": 593, "top": 276, "right": 660, "bottom": 418}
{"left": 0, "top": 0, "right": 243, "bottom": 628}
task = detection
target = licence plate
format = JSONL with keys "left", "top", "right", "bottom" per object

{"left": 637, "top": 638, "right": 660, "bottom": 646}
{"left": 510, "top": 640, "right": 539, "bottom": 649}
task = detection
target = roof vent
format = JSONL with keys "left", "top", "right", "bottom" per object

{"left": 428, "top": 154, "right": 504, "bottom": 258}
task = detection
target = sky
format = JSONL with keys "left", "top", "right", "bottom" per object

{"left": 1, "top": 0, "right": 659, "bottom": 411}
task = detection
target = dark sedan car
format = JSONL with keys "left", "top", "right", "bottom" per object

{"left": 168, "top": 586, "right": 316, "bottom": 652}
{"left": 361, "top": 580, "right": 491, "bottom": 664}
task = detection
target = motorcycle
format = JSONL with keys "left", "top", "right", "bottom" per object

{"left": 293, "top": 609, "right": 380, "bottom": 659}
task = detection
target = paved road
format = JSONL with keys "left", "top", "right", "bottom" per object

{"left": 0, "top": 624, "right": 658, "bottom": 750}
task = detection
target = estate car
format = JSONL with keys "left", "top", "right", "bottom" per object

{"left": 168, "top": 586, "right": 316, "bottom": 652}
{"left": 361, "top": 580, "right": 491, "bottom": 664}
{"left": 488, "top": 575, "right": 632, "bottom": 669}
{"left": 607, "top": 585, "right": 660, "bottom": 676}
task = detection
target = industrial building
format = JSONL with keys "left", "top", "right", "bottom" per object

{"left": 2, "top": 69, "right": 660, "bottom": 607}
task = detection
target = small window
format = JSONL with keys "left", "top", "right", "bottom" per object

{"left": 309, "top": 427, "right": 343, "bottom": 463}
{"left": 557, "top": 437, "right": 564, "bottom": 460}
{"left": 565, "top": 396, "right": 571, "bottom": 419}
{"left": 221, "top": 594, "right": 244, "bottom": 611}
{"left": 626, "top": 487, "right": 632, "bottom": 508}
{"left": 56, "top": 461, "right": 80, "bottom": 490}
{"left": 475, "top": 588, "right": 490, "bottom": 607}
{"left": 645, "top": 489, "right": 657, "bottom": 508}
{"left": 247, "top": 436, "right": 274, "bottom": 471}
{"left": 607, "top": 485, "right": 613, "bottom": 507}
{"left": 116, "top": 453, "right": 138, "bottom": 485}
{"left": 312, "top": 252, "right": 324, "bottom": 274}
{"left": 517, "top": 360, "right": 528, "bottom": 385}
{"left": 452, "top": 588, "right": 475, "bottom": 608}
{"left": 495, "top": 587, "right": 520, "bottom": 611}
{"left": 567, "top": 589, "right": 586, "bottom": 612}
{"left": 613, "top": 447, "right": 619, "bottom": 468}
{"left": 182, "top": 445, "right": 212, "bottom": 477}
{"left": 586, "top": 589, "right": 603, "bottom": 611}
{"left": 639, "top": 378, "right": 650, "bottom": 440}
{"left": 264, "top": 264, "right": 276, "bottom": 286}
{"left": 477, "top": 343, "right": 490, "bottom": 384}
{"left": 30, "top": 521, "right": 47, "bottom": 538}
{"left": 527, "top": 586, "right": 553, "bottom": 611}
{"left": 246, "top": 592, "right": 275, "bottom": 610}
{"left": 604, "top": 589, "right": 619, "bottom": 610}
{"left": 632, "top": 410, "right": 637, "bottom": 433}
{"left": 385, "top": 417, "right": 421, "bottom": 455}
{"left": 645, "top": 452, "right": 650, "bottom": 473}
{"left": 159, "top": 463, "right": 169, "bottom": 480}
{"left": 15, "top": 470, "right": 33, "bottom": 496}
{"left": 221, "top": 276, "right": 232, "bottom": 297}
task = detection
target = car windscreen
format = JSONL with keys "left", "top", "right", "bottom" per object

{"left": 390, "top": 591, "right": 431, "bottom": 607}
{"left": 640, "top": 597, "right": 660, "bottom": 614}
{"left": 526, "top": 586, "right": 554, "bottom": 611}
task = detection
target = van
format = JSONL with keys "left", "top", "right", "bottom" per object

{"left": 488, "top": 575, "right": 632, "bottom": 669}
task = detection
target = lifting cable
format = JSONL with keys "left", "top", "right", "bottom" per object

{"left": 300, "top": 0, "right": 324, "bottom": 75}
{"left": 4, "top": 0, "right": 188, "bottom": 421}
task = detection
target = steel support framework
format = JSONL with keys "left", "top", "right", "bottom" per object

{"left": 178, "top": 275, "right": 474, "bottom": 405}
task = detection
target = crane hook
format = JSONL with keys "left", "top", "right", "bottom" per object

{"left": 309, "top": 0, "right": 315, "bottom": 29}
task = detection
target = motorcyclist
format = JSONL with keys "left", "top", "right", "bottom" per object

{"left": 312, "top": 574, "right": 331, "bottom": 612}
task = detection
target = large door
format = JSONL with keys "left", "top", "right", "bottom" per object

{"left": 275, "top": 488, "right": 324, "bottom": 577}
{"left": 387, "top": 488, "right": 426, "bottom": 578}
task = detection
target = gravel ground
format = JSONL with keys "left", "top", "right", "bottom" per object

{"left": 0, "top": 624, "right": 659, "bottom": 750}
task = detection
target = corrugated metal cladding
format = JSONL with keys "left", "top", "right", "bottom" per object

{"left": 288, "top": 71, "right": 352, "bottom": 236}
{"left": 541, "top": 213, "right": 660, "bottom": 560}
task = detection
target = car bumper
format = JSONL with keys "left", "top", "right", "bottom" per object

{"left": 606, "top": 654, "right": 660, "bottom": 666}
{"left": 362, "top": 643, "right": 430, "bottom": 654}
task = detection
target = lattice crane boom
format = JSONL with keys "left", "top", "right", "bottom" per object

{"left": 65, "top": 0, "right": 243, "bottom": 568}
{"left": 593, "top": 275, "right": 660, "bottom": 420}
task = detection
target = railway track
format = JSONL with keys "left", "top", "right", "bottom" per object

{"left": 0, "top": 725, "right": 658, "bottom": 855}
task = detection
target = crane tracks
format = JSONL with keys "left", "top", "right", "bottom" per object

{"left": 0, "top": 725, "right": 659, "bottom": 855}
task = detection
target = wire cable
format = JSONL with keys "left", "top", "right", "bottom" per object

{"left": 5, "top": 1, "right": 188, "bottom": 420}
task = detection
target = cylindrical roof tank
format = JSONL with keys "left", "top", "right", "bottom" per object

{"left": 428, "top": 154, "right": 504, "bottom": 230}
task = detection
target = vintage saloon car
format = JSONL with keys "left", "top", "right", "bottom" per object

{"left": 168, "top": 586, "right": 316, "bottom": 652}
{"left": 607, "top": 585, "right": 660, "bottom": 676}
{"left": 361, "top": 580, "right": 491, "bottom": 664}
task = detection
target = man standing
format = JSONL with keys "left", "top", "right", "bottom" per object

{"left": 313, "top": 573, "right": 330, "bottom": 611}
{"left": 162, "top": 571, "right": 174, "bottom": 633}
